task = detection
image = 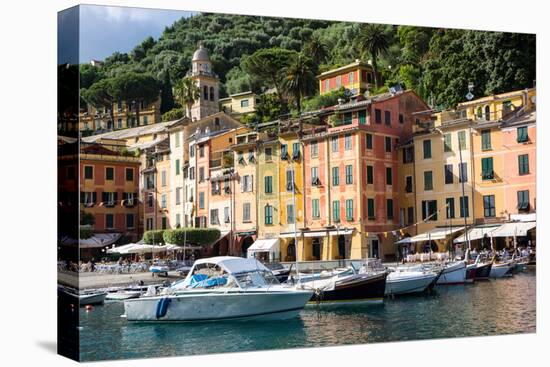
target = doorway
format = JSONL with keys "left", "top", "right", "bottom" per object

{"left": 370, "top": 239, "right": 380, "bottom": 259}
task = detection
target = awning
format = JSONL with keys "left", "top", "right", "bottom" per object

{"left": 247, "top": 238, "right": 280, "bottom": 254}
{"left": 77, "top": 233, "right": 122, "bottom": 248}
{"left": 490, "top": 222, "right": 536, "bottom": 237}
{"left": 328, "top": 228, "right": 354, "bottom": 236}
{"left": 396, "top": 226, "right": 464, "bottom": 244}
{"left": 280, "top": 232, "right": 299, "bottom": 238}
{"left": 303, "top": 231, "right": 328, "bottom": 237}
{"left": 453, "top": 226, "right": 500, "bottom": 243}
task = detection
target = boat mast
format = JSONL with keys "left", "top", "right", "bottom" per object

{"left": 292, "top": 162, "right": 300, "bottom": 282}
{"left": 458, "top": 136, "right": 470, "bottom": 251}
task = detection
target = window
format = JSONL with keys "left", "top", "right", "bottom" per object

{"left": 243, "top": 203, "right": 251, "bottom": 222}
{"left": 84, "top": 166, "right": 93, "bottom": 179}
{"left": 176, "top": 214, "right": 181, "bottom": 227}
{"left": 518, "top": 154, "right": 529, "bottom": 175}
{"left": 161, "top": 170, "right": 167, "bottom": 186}
{"left": 286, "top": 170, "right": 295, "bottom": 191}
{"left": 403, "top": 146, "right": 414, "bottom": 163}
{"left": 312, "top": 199, "right": 320, "bottom": 219}
{"left": 344, "top": 134, "right": 352, "bottom": 150}
{"left": 422, "top": 200, "right": 437, "bottom": 221}
{"left": 125, "top": 168, "right": 134, "bottom": 181}
{"left": 331, "top": 136, "right": 339, "bottom": 152}
{"left": 349, "top": 71, "right": 355, "bottom": 83}
{"left": 366, "top": 133, "right": 373, "bottom": 149}
{"left": 117, "top": 118, "right": 122, "bottom": 129}
{"left": 385, "top": 136, "right": 392, "bottom": 153}
{"left": 343, "top": 112, "right": 352, "bottom": 125}
{"left": 332, "top": 167, "right": 340, "bottom": 186}
{"left": 147, "top": 193, "right": 153, "bottom": 207}
{"left": 335, "top": 75, "right": 342, "bottom": 88}
{"left": 424, "top": 171, "right": 433, "bottom": 190}
{"left": 367, "top": 199, "right": 375, "bottom": 220}
{"left": 481, "top": 130, "right": 492, "bottom": 150}
{"left": 444, "top": 164, "right": 454, "bottom": 184}
{"left": 189, "top": 167, "right": 195, "bottom": 180}
{"left": 423, "top": 139, "right": 432, "bottom": 159}
{"left": 483, "top": 195, "right": 496, "bottom": 217}
{"left": 359, "top": 110, "right": 367, "bottom": 124}
{"left": 189, "top": 145, "right": 195, "bottom": 158}
{"left": 446, "top": 198, "right": 455, "bottom": 219}
{"left": 203, "top": 86, "right": 208, "bottom": 100}
{"left": 345, "top": 165, "right": 353, "bottom": 184}
{"left": 161, "top": 217, "right": 167, "bottom": 230}
{"left": 265, "top": 147, "right": 273, "bottom": 161}
{"left": 459, "top": 162, "right": 468, "bottom": 183}
{"left": 332, "top": 200, "right": 340, "bottom": 222}
{"left": 143, "top": 116, "right": 148, "bottom": 125}
{"left": 517, "top": 190, "right": 530, "bottom": 211}
{"left": 458, "top": 130, "right": 467, "bottom": 150}
{"left": 386, "top": 199, "right": 394, "bottom": 219}
{"left": 264, "top": 176, "right": 273, "bottom": 194}
{"left": 384, "top": 110, "right": 391, "bottom": 125}
{"left": 175, "top": 187, "right": 182, "bottom": 205}
{"left": 346, "top": 199, "right": 354, "bottom": 221}
{"left": 310, "top": 140, "right": 318, "bottom": 158}
{"left": 292, "top": 142, "right": 300, "bottom": 159}
{"left": 460, "top": 196, "right": 469, "bottom": 218}
{"left": 281, "top": 144, "right": 288, "bottom": 159}
{"left": 199, "top": 167, "right": 205, "bottom": 182}
{"left": 199, "top": 192, "right": 205, "bottom": 209}
{"left": 517, "top": 126, "right": 529, "bottom": 143}
{"left": 146, "top": 218, "right": 153, "bottom": 230}
{"left": 102, "top": 192, "right": 117, "bottom": 207}
{"left": 375, "top": 109, "right": 382, "bottom": 123}
{"left": 105, "top": 214, "right": 114, "bottom": 229}
{"left": 224, "top": 207, "right": 230, "bottom": 223}
{"left": 405, "top": 176, "right": 413, "bottom": 193}
{"left": 240, "top": 99, "right": 249, "bottom": 108}
{"left": 386, "top": 167, "right": 393, "bottom": 185}
{"left": 367, "top": 165, "right": 374, "bottom": 184}
{"left": 444, "top": 133, "right": 452, "bottom": 152}
{"left": 481, "top": 157, "right": 494, "bottom": 180}
{"left": 210, "top": 87, "right": 215, "bottom": 101}
{"left": 265, "top": 205, "right": 273, "bottom": 225}
{"left": 175, "top": 131, "right": 180, "bottom": 147}
{"left": 210, "top": 209, "right": 219, "bottom": 225}
{"left": 311, "top": 167, "right": 319, "bottom": 184}
{"left": 484, "top": 105, "right": 491, "bottom": 121}
{"left": 287, "top": 204, "right": 295, "bottom": 224}
{"left": 241, "top": 175, "right": 253, "bottom": 192}
{"left": 161, "top": 194, "right": 167, "bottom": 208}
{"left": 126, "top": 214, "right": 135, "bottom": 229}
{"left": 399, "top": 113, "right": 404, "bottom": 124}
{"left": 407, "top": 207, "right": 414, "bottom": 224}
{"left": 175, "top": 159, "right": 180, "bottom": 175}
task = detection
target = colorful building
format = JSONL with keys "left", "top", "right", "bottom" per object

{"left": 220, "top": 91, "right": 260, "bottom": 116}
{"left": 318, "top": 59, "right": 375, "bottom": 97}
{"left": 79, "top": 141, "right": 141, "bottom": 241}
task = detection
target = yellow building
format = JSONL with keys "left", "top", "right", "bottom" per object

{"left": 220, "top": 91, "right": 260, "bottom": 116}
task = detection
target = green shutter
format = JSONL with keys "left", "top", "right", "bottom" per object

{"left": 482, "top": 130, "right": 491, "bottom": 150}
{"left": 444, "top": 134, "right": 452, "bottom": 152}
{"left": 367, "top": 199, "right": 375, "bottom": 219}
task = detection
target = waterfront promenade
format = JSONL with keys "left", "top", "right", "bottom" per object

{"left": 58, "top": 270, "right": 182, "bottom": 290}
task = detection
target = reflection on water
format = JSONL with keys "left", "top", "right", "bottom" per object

{"left": 79, "top": 269, "right": 536, "bottom": 361}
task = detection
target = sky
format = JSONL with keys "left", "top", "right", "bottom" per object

{"left": 75, "top": 5, "right": 194, "bottom": 63}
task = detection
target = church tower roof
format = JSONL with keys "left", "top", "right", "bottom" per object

{"left": 192, "top": 42, "right": 210, "bottom": 62}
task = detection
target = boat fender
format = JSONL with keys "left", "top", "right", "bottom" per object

{"left": 155, "top": 297, "right": 172, "bottom": 319}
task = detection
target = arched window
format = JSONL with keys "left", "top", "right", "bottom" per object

{"left": 476, "top": 106, "right": 483, "bottom": 119}
{"left": 210, "top": 87, "right": 215, "bottom": 101}
{"left": 484, "top": 105, "right": 491, "bottom": 121}
{"left": 203, "top": 86, "right": 208, "bottom": 101}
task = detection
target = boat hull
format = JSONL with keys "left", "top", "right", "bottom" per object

{"left": 489, "top": 262, "right": 514, "bottom": 278}
{"left": 307, "top": 272, "right": 387, "bottom": 304}
{"left": 474, "top": 262, "right": 493, "bottom": 280}
{"left": 79, "top": 292, "right": 107, "bottom": 306}
{"left": 123, "top": 289, "right": 313, "bottom": 322}
{"left": 385, "top": 272, "right": 439, "bottom": 295}
{"left": 437, "top": 262, "right": 467, "bottom": 285}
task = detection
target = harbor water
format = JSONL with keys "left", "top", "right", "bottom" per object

{"left": 78, "top": 268, "right": 536, "bottom": 361}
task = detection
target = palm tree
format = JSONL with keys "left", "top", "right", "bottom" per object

{"left": 357, "top": 24, "right": 390, "bottom": 88}
{"left": 173, "top": 77, "right": 200, "bottom": 118}
{"left": 304, "top": 35, "right": 329, "bottom": 67}
{"left": 282, "top": 54, "right": 317, "bottom": 114}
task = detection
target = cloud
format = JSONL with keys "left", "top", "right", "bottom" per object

{"left": 84, "top": 5, "right": 156, "bottom": 23}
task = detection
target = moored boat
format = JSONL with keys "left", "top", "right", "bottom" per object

{"left": 106, "top": 290, "right": 142, "bottom": 300}
{"left": 385, "top": 268, "right": 440, "bottom": 296}
{"left": 489, "top": 260, "right": 514, "bottom": 278}
{"left": 123, "top": 256, "right": 313, "bottom": 322}
{"left": 474, "top": 261, "right": 492, "bottom": 280}
{"left": 437, "top": 261, "right": 467, "bottom": 285}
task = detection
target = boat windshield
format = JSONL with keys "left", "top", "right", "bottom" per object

{"left": 233, "top": 270, "right": 280, "bottom": 288}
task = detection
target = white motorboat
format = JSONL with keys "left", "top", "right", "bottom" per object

{"left": 385, "top": 268, "right": 440, "bottom": 296}
{"left": 436, "top": 261, "right": 467, "bottom": 285}
{"left": 123, "top": 256, "right": 313, "bottom": 322}
{"left": 106, "top": 290, "right": 142, "bottom": 300}
{"left": 78, "top": 292, "right": 107, "bottom": 306}
{"left": 489, "top": 260, "right": 514, "bottom": 278}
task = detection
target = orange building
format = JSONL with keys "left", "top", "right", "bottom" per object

{"left": 318, "top": 60, "right": 375, "bottom": 97}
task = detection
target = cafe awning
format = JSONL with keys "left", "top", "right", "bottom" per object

{"left": 328, "top": 228, "right": 354, "bottom": 236}
{"left": 396, "top": 226, "right": 464, "bottom": 244}
{"left": 303, "top": 230, "right": 328, "bottom": 237}
{"left": 490, "top": 221, "right": 536, "bottom": 237}
{"left": 247, "top": 238, "right": 280, "bottom": 254}
{"left": 453, "top": 225, "right": 500, "bottom": 243}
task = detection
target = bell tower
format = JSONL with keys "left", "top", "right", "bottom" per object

{"left": 189, "top": 42, "right": 219, "bottom": 121}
